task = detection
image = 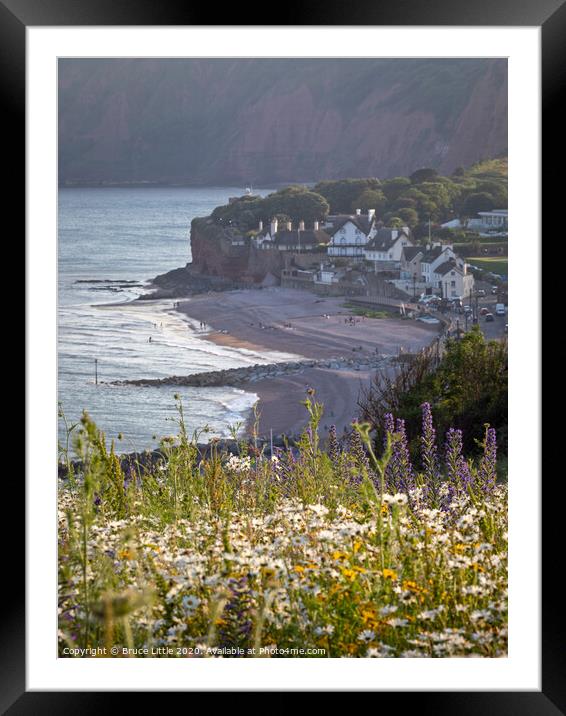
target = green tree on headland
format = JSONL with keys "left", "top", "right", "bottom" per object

{"left": 209, "top": 157, "right": 507, "bottom": 234}
{"left": 211, "top": 187, "right": 329, "bottom": 230}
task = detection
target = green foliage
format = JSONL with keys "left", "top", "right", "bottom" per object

{"left": 396, "top": 208, "right": 419, "bottom": 227}
{"left": 351, "top": 188, "right": 387, "bottom": 214}
{"left": 206, "top": 157, "right": 506, "bottom": 238}
{"left": 309, "top": 160, "right": 506, "bottom": 229}
{"left": 462, "top": 192, "right": 497, "bottom": 217}
{"left": 466, "top": 257, "right": 508, "bottom": 275}
{"left": 343, "top": 304, "right": 391, "bottom": 319}
{"left": 385, "top": 216, "right": 404, "bottom": 229}
{"left": 211, "top": 186, "right": 329, "bottom": 232}
{"left": 360, "top": 326, "right": 507, "bottom": 455}
{"left": 313, "top": 178, "right": 382, "bottom": 214}
{"left": 381, "top": 177, "right": 412, "bottom": 202}
{"left": 410, "top": 167, "right": 439, "bottom": 184}
{"left": 58, "top": 394, "right": 508, "bottom": 658}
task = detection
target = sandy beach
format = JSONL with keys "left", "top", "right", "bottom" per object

{"left": 177, "top": 288, "right": 440, "bottom": 438}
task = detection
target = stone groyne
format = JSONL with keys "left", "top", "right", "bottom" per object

{"left": 112, "top": 354, "right": 392, "bottom": 389}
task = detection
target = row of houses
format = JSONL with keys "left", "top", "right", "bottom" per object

{"left": 250, "top": 209, "right": 474, "bottom": 299}
{"left": 398, "top": 243, "right": 474, "bottom": 299}
{"left": 253, "top": 211, "right": 411, "bottom": 261}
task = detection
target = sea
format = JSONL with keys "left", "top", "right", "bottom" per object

{"left": 58, "top": 186, "right": 291, "bottom": 454}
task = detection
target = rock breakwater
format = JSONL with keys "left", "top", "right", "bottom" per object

{"left": 112, "top": 354, "right": 391, "bottom": 389}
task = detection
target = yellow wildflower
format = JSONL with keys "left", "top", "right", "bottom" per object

{"left": 118, "top": 549, "right": 134, "bottom": 560}
{"left": 332, "top": 551, "right": 348, "bottom": 561}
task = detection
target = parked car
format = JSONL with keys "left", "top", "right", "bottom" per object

{"left": 485, "top": 313, "right": 495, "bottom": 322}
{"left": 477, "top": 289, "right": 486, "bottom": 297}
{"left": 416, "top": 315, "right": 441, "bottom": 325}
{"left": 495, "top": 303, "right": 506, "bottom": 316}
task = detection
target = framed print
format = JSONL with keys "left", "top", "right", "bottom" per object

{"left": 9, "top": 0, "right": 560, "bottom": 707}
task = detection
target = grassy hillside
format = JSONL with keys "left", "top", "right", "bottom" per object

{"left": 58, "top": 398, "right": 507, "bottom": 658}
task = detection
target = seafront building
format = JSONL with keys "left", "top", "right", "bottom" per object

{"left": 206, "top": 200, "right": 477, "bottom": 301}
{"left": 441, "top": 209, "right": 508, "bottom": 237}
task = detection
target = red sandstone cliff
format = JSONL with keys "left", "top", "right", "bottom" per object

{"left": 59, "top": 58, "right": 507, "bottom": 186}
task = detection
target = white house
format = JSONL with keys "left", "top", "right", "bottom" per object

{"left": 252, "top": 218, "right": 329, "bottom": 252}
{"left": 326, "top": 210, "right": 377, "bottom": 258}
{"left": 400, "top": 246, "right": 424, "bottom": 279}
{"left": 419, "top": 244, "right": 458, "bottom": 283}
{"left": 433, "top": 260, "right": 474, "bottom": 299}
{"left": 441, "top": 209, "right": 508, "bottom": 237}
{"left": 274, "top": 228, "right": 329, "bottom": 252}
{"left": 384, "top": 240, "right": 474, "bottom": 299}
{"left": 416, "top": 243, "right": 473, "bottom": 297}
{"left": 364, "top": 229, "right": 413, "bottom": 268}
{"left": 468, "top": 209, "right": 508, "bottom": 233}
{"left": 252, "top": 218, "right": 279, "bottom": 249}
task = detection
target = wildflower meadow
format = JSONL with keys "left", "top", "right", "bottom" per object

{"left": 58, "top": 397, "right": 507, "bottom": 658}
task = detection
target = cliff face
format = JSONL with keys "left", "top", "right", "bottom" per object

{"left": 59, "top": 58, "right": 507, "bottom": 186}
{"left": 189, "top": 219, "right": 284, "bottom": 283}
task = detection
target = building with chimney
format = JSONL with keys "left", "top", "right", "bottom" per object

{"left": 363, "top": 228, "right": 413, "bottom": 269}
{"left": 252, "top": 218, "right": 329, "bottom": 252}
{"left": 326, "top": 209, "right": 377, "bottom": 258}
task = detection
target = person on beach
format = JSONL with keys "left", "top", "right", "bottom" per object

{"left": 148, "top": 336, "right": 152, "bottom": 343}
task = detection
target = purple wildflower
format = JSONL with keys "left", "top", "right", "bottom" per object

{"left": 384, "top": 413, "right": 395, "bottom": 443}
{"left": 445, "top": 428, "right": 472, "bottom": 494}
{"left": 420, "top": 402, "right": 440, "bottom": 506}
{"left": 393, "top": 418, "right": 415, "bottom": 492}
{"left": 327, "top": 425, "right": 341, "bottom": 465}
{"left": 478, "top": 426, "right": 498, "bottom": 494}
{"left": 384, "top": 414, "right": 414, "bottom": 493}
{"left": 346, "top": 428, "right": 370, "bottom": 485}
{"left": 217, "top": 575, "right": 253, "bottom": 653}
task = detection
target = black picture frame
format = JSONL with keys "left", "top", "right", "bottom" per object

{"left": 10, "top": 0, "right": 560, "bottom": 709}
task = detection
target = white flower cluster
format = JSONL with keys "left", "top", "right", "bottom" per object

{"left": 225, "top": 454, "right": 252, "bottom": 473}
